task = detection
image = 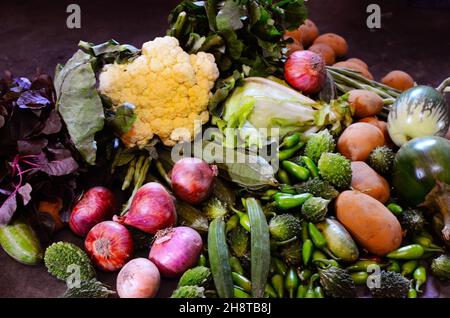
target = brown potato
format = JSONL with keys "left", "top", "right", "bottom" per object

{"left": 348, "top": 89, "right": 384, "bottom": 117}
{"left": 381, "top": 70, "right": 414, "bottom": 92}
{"left": 351, "top": 161, "right": 390, "bottom": 203}
{"left": 333, "top": 61, "right": 374, "bottom": 80}
{"left": 308, "top": 43, "right": 336, "bottom": 65}
{"left": 337, "top": 122, "right": 385, "bottom": 161}
{"left": 284, "top": 29, "right": 304, "bottom": 56}
{"left": 358, "top": 117, "right": 394, "bottom": 146}
{"left": 299, "top": 19, "right": 319, "bottom": 47}
{"left": 346, "top": 58, "right": 368, "bottom": 70}
{"left": 336, "top": 191, "right": 402, "bottom": 256}
{"left": 314, "top": 33, "right": 348, "bottom": 57}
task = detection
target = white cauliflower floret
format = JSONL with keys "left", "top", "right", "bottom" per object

{"left": 99, "top": 36, "right": 219, "bottom": 147}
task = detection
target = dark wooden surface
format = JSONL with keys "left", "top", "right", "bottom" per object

{"left": 1, "top": 0, "right": 450, "bottom": 298}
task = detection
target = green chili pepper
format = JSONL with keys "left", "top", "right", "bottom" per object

{"left": 346, "top": 260, "right": 379, "bottom": 272}
{"left": 305, "top": 274, "right": 320, "bottom": 298}
{"left": 229, "top": 256, "right": 244, "bottom": 275}
{"left": 277, "top": 168, "right": 291, "bottom": 185}
{"left": 272, "top": 257, "right": 287, "bottom": 276}
{"left": 298, "top": 269, "right": 313, "bottom": 282}
{"left": 273, "top": 193, "right": 312, "bottom": 210}
{"left": 302, "top": 239, "right": 314, "bottom": 266}
{"left": 264, "top": 284, "right": 278, "bottom": 298}
{"left": 412, "top": 234, "right": 443, "bottom": 250}
{"left": 386, "top": 260, "right": 401, "bottom": 273}
{"left": 408, "top": 288, "right": 418, "bottom": 298}
{"left": 313, "top": 258, "right": 340, "bottom": 269}
{"left": 401, "top": 260, "right": 419, "bottom": 276}
{"left": 296, "top": 284, "right": 308, "bottom": 298}
{"left": 387, "top": 203, "right": 403, "bottom": 216}
{"left": 308, "top": 222, "right": 338, "bottom": 259}
{"left": 351, "top": 272, "right": 369, "bottom": 285}
{"left": 312, "top": 250, "right": 327, "bottom": 262}
{"left": 233, "top": 286, "right": 251, "bottom": 298}
{"left": 197, "top": 254, "right": 207, "bottom": 267}
{"left": 278, "top": 142, "right": 305, "bottom": 161}
{"left": 282, "top": 161, "right": 310, "bottom": 181}
{"left": 262, "top": 189, "right": 278, "bottom": 200}
{"left": 301, "top": 156, "right": 319, "bottom": 178}
{"left": 232, "top": 272, "right": 252, "bottom": 293}
{"left": 279, "top": 184, "right": 296, "bottom": 195}
{"left": 226, "top": 215, "right": 239, "bottom": 233}
{"left": 314, "top": 286, "right": 325, "bottom": 298}
{"left": 413, "top": 266, "right": 426, "bottom": 292}
{"left": 301, "top": 220, "right": 309, "bottom": 242}
{"left": 280, "top": 133, "right": 301, "bottom": 149}
{"left": 387, "top": 244, "right": 443, "bottom": 260}
{"left": 271, "top": 274, "right": 284, "bottom": 298}
{"left": 231, "top": 207, "right": 251, "bottom": 232}
{"left": 285, "top": 267, "right": 299, "bottom": 298}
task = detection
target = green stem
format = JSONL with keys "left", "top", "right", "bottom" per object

{"left": 155, "top": 160, "right": 172, "bottom": 187}
{"left": 120, "top": 157, "right": 151, "bottom": 216}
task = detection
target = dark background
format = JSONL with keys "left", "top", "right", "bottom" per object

{"left": 1, "top": 0, "right": 450, "bottom": 298}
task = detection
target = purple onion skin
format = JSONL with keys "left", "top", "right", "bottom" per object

{"left": 171, "top": 158, "right": 218, "bottom": 205}
{"left": 149, "top": 226, "right": 203, "bottom": 278}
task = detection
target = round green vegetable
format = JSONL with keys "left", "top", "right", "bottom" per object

{"left": 369, "top": 270, "right": 409, "bottom": 298}
{"left": 368, "top": 146, "right": 395, "bottom": 175}
{"left": 301, "top": 197, "right": 330, "bottom": 223}
{"left": 269, "top": 214, "right": 301, "bottom": 241}
{"left": 44, "top": 242, "right": 95, "bottom": 281}
{"left": 431, "top": 254, "right": 450, "bottom": 280}
{"left": 178, "top": 266, "right": 211, "bottom": 287}
{"left": 280, "top": 240, "right": 302, "bottom": 266}
{"left": 387, "top": 85, "right": 449, "bottom": 147}
{"left": 304, "top": 129, "right": 336, "bottom": 163}
{"left": 319, "top": 266, "right": 356, "bottom": 298}
{"left": 400, "top": 209, "right": 426, "bottom": 234}
{"left": 318, "top": 152, "right": 352, "bottom": 189}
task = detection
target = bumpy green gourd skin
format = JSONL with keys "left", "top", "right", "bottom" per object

{"left": 319, "top": 266, "right": 356, "bottom": 298}
{"left": 431, "top": 255, "right": 450, "bottom": 280}
{"left": 44, "top": 242, "right": 95, "bottom": 281}
{"left": 280, "top": 240, "right": 302, "bottom": 266}
{"left": 400, "top": 209, "right": 426, "bottom": 234}
{"left": 203, "top": 197, "right": 228, "bottom": 220}
{"left": 369, "top": 270, "right": 409, "bottom": 298}
{"left": 178, "top": 266, "right": 211, "bottom": 287}
{"left": 304, "top": 130, "right": 336, "bottom": 163}
{"left": 318, "top": 153, "right": 352, "bottom": 189}
{"left": 171, "top": 286, "right": 205, "bottom": 298}
{"left": 61, "top": 279, "right": 115, "bottom": 298}
{"left": 0, "top": 219, "right": 43, "bottom": 265}
{"left": 294, "top": 178, "right": 339, "bottom": 200}
{"left": 269, "top": 214, "right": 301, "bottom": 241}
{"left": 368, "top": 146, "right": 395, "bottom": 175}
{"left": 301, "top": 197, "right": 330, "bottom": 223}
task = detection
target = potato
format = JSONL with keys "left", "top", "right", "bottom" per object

{"left": 381, "top": 70, "right": 414, "bottom": 92}
{"left": 299, "top": 19, "right": 319, "bottom": 47}
{"left": 308, "top": 43, "right": 335, "bottom": 65}
{"left": 314, "top": 33, "right": 348, "bottom": 57}
{"left": 358, "top": 117, "right": 394, "bottom": 146}
{"left": 337, "top": 122, "right": 385, "bottom": 161}
{"left": 351, "top": 161, "right": 390, "bottom": 203}
{"left": 284, "top": 29, "right": 304, "bottom": 56}
{"left": 346, "top": 58, "right": 368, "bottom": 70}
{"left": 336, "top": 191, "right": 402, "bottom": 256}
{"left": 348, "top": 89, "right": 384, "bottom": 118}
{"left": 333, "top": 61, "right": 374, "bottom": 80}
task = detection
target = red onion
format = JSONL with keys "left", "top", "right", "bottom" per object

{"left": 117, "top": 258, "right": 160, "bottom": 298}
{"left": 69, "top": 187, "right": 116, "bottom": 237}
{"left": 149, "top": 226, "right": 203, "bottom": 277}
{"left": 171, "top": 157, "right": 218, "bottom": 205}
{"left": 118, "top": 182, "right": 176, "bottom": 234}
{"left": 284, "top": 50, "right": 326, "bottom": 95}
{"left": 85, "top": 221, "right": 133, "bottom": 272}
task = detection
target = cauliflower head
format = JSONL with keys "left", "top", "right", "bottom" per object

{"left": 99, "top": 36, "right": 219, "bottom": 147}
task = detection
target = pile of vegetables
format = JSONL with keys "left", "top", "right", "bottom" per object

{"left": 2, "top": 0, "right": 450, "bottom": 299}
